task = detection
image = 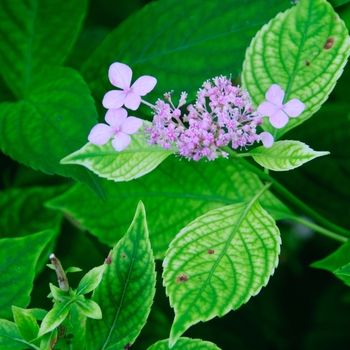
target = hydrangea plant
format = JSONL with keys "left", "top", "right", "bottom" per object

{"left": 1, "top": 0, "right": 350, "bottom": 349}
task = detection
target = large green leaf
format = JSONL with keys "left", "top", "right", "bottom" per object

{"left": 80, "top": 0, "right": 290, "bottom": 116}
{"left": 0, "top": 67, "right": 104, "bottom": 198}
{"left": 242, "top": 0, "right": 350, "bottom": 138}
{"left": 163, "top": 200, "right": 280, "bottom": 347}
{"left": 0, "top": 230, "right": 56, "bottom": 319}
{"left": 61, "top": 136, "right": 174, "bottom": 181}
{"left": 86, "top": 201, "right": 156, "bottom": 350}
{"left": 147, "top": 337, "right": 221, "bottom": 350}
{"left": 0, "top": 0, "right": 87, "bottom": 98}
{"left": 0, "top": 319, "right": 37, "bottom": 350}
{"left": 46, "top": 157, "right": 292, "bottom": 258}
{"left": 250, "top": 141, "right": 329, "bottom": 171}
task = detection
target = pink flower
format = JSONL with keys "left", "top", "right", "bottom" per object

{"left": 88, "top": 108, "right": 143, "bottom": 152}
{"left": 259, "top": 132, "right": 274, "bottom": 148}
{"left": 257, "top": 84, "right": 305, "bottom": 128}
{"left": 102, "top": 62, "right": 157, "bottom": 110}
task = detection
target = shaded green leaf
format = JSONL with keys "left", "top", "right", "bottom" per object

{"left": 18, "top": 309, "right": 47, "bottom": 322}
{"left": 0, "top": 67, "right": 104, "bottom": 198}
{"left": 66, "top": 267, "right": 83, "bottom": 274}
{"left": 0, "top": 319, "right": 37, "bottom": 350}
{"left": 163, "top": 201, "right": 280, "bottom": 347}
{"left": 76, "top": 298, "right": 102, "bottom": 319}
{"left": 46, "top": 157, "right": 291, "bottom": 258}
{"left": 250, "top": 141, "right": 329, "bottom": 171}
{"left": 334, "top": 262, "right": 350, "bottom": 277}
{"left": 147, "top": 337, "right": 221, "bottom": 350}
{"left": 61, "top": 136, "right": 174, "bottom": 182}
{"left": 86, "top": 201, "right": 156, "bottom": 350}
{"left": 242, "top": 0, "right": 350, "bottom": 138}
{"left": 69, "top": 303, "right": 86, "bottom": 349}
{"left": 12, "top": 306, "right": 39, "bottom": 343}
{"left": 76, "top": 264, "right": 106, "bottom": 295}
{"left": 38, "top": 299, "right": 73, "bottom": 337}
{"left": 0, "top": 230, "right": 56, "bottom": 319}
{"left": 0, "top": 0, "right": 87, "bottom": 97}
{"left": 81, "top": 0, "right": 290, "bottom": 116}
{"left": 311, "top": 240, "right": 350, "bottom": 286}
{"left": 39, "top": 328, "right": 57, "bottom": 350}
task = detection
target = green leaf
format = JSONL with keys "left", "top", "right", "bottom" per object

{"left": 0, "top": 230, "right": 56, "bottom": 319}
{"left": 0, "top": 319, "right": 36, "bottom": 350}
{"left": 38, "top": 299, "right": 73, "bottom": 337}
{"left": 46, "top": 157, "right": 291, "bottom": 258}
{"left": 18, "top": 309, "right": 47, "bottom": 322}
{"left": 81, "top": 0, "right": 290, "bottom": 115}
{"left": 12, "top": 306, "right": 39, "bottom": 343}
{"left": 330, "top": 0, "right": 350, "bottom": 7}
{"left": 66, "top": 267, "right": 83, "bottom": 274}
{"left": 49, "top": 283, "right": 69, "bottom": 302}
{"left": 334, "top": 262, "right": 350, "bottom": 277}
{"left": 311, "top": 240, "right": 350, "bottom": 286}
{"left": 86, "top": 201, "right": 156, "bottom": 350}
{"left": 39, "top": 329, "right": 57, "bottom": 350}
{"left": 0, "top": 67, "right": 104, "bottom": 198}
{"left": 146, "top": 337, "right": 222, "bottom": 350}
{"left": 242, "top": 0, "right": 350, "bottom": 138}
{"left": 250, "top": 141, "right": 329, "bottom": 171}
{"left": 0, "top": 0, "right": 87, "bottom": 98}
{"left": 69, "top": 303, "right": 86, "bottom": 348}
{"left": 61, "top": 136, "right": 175, "bottom": 182}
{"left": 76, "top": 264, "right": 106, "bottom": 295}
{"left": 163, "top": 200, "right": 280, "bottom": 347}
{"left": 76, "top": 298, "right": 102, "bottom": 319}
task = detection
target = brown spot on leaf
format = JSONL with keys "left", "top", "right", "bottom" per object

{"left": 305, "top": 60, "right": 310, "bottom": 66}
{"left": 324, "top": 38, "right": 334, "bottom": 50}
{"left": 176, "top": 273, "right": 188, "bottom": 283}
{"left": 207, "top": 249, "right": 215, "bottom": 254}
{"left": 122, "top": 253, "right": 127, "bottom": 259}
{"left": 124, "top": 343, "right": 132, "bottom": 350}
{"left": 105, "top": 254, "right": 112, "bottom": 264}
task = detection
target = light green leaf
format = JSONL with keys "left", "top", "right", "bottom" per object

{"left": 0, "top": 319, "right": 37, "bottom": 350}
{"left": 17, "top": 309, "right": 47, "bottom": 322}
{"left": 49, "top": 283, "right": 69, "bottom": 302}
{"left": 0, "top": 0, "right": 87, "bottom": 98}
{"left": 0, "top": 67, "right": 104, "bottom": 198}
{"left": 242, "top": 0, "right": 350, "bottom": 138}
{"left": 76, "top": 298, "right": 102, "bottom": 319}
{"left": 69, "top": 303, "right": 86, "bottom": 349}
{"left": 81, "top": 0, "right": 290, "bottom": 116}
{"left": 66, "top": 267, "right": 83, "bottom": 274}
{"left": 311, "top": 240, "right": 350, "bottom": 286}
{"left": 38, "top": 299, "right": 73, "bottom": 337}
{"left": 0, "top": 230, "right": 56, "bottom": 319}
{"left": 11, "top": 306, "right": 39, "bottom": 343}
{"left": 76, "top": 264, "right": 106, "bottom": 295}
{"left": 250, "top": 140, "right": 329, "bottom": 171}
{"left": 46, "top": 157, "right": 291, "bottom": 258}
{"left": 39, "top": 329, "right": 57, "bottom": 350}
{"left": 163, "top": 201, "right": 280, "bottom": 347}
{"left": 146, "top": 337, "right": 221, "bottom": 350}
{"left": 86, "top": 201, "right": 156, "bottom": 350}
{"left": 61, "top": 136, "right": 174, "bottom": 182}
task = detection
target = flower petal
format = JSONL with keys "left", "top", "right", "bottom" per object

{"left": 124, "top": 92, "right": 142, "bottom": 110}
{"left": 131, "top": 75, "right": 157, "bottom": 96}
{"left": 108, "top": 62, "right": 132, "bottom": 89}
{"left": 257, "top": 101, "right": 279, "bottom": 117}
{"left": 121, "top": 117, "right": 143, "bottom": 134}
{"left": 111, "top": 132, "right": 131, "bottom": 152}
{"left": 269, "top": 109, "right": 289, "bottom": 129}
{"left": 266, "top": 84, "right": 284, "bottom": 105}
{"left": 88, "top": 124, "right": 114, "bottom": 145}
{"left": 102, "top": 90, "right": 127, "bottom": 109}
{"left": 259, "top": 132, "right": 274, "bottom": 148}
{"left": 105, "top": 108, "right": 128, "bottom": 127}
{"left": 283, "top": 99, "right": 305, "bottom": 117}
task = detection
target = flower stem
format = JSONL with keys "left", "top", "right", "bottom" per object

{"left": 223, "top": 146, "right": 350, "bottom": 240}
{"left": 49, "top": 253, "right": 69, "bottom": 291}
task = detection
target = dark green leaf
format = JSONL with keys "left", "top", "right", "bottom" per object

{"left": 146, "top": 337, "right": 222, "bottom": 350}
{"left": 12, "top": 306, "right": 39, "bottom": 343}
{"left": 86, "top": 201, "right": 156, "bottom": 350}
{"left": 0, "top": 230, "right": 56, "bottom": 319}
{"left": 0, "top": 67, "right": 104, "bottom": 198}
{"left": 81, "top": 0, "right": 290, "bottom": 116}
{"left": 0, "top": 0, "right": 87, "bottom": 97}
{"left": 0, "top": 319, "right": 36, "bottom": 350}
{"left": 46, "top": 157, "right": 292, "bottom": 258}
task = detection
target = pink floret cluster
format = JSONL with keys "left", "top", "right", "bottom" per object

{"left": 145, "top": 76, "right": 273, "bottom": 161}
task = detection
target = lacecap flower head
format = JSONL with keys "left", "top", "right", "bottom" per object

{"left": 102, "top": 62, "right": 157, "bottom": 111}
{"left": 257, "top": 84, "right": 305, "bottom": 128}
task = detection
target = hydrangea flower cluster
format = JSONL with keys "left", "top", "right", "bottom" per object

{"left": 144, "top": 76, "right": 274, "bottom": 161}
{"left": 88, "top": 62, "right": 305, "bottom": 161}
